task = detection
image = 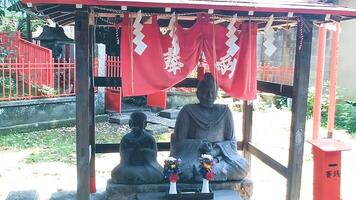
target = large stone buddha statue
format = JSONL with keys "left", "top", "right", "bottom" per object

{"left": 170, "top": 73, "right": 249, "bottom": 182}
{"left": 111, "top": 112, "right": 164, "bottom": 184}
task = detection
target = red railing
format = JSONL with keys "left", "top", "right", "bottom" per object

{"left": 1, "top": 58, "right": 73, "bottom": 101}
{"left": 1, "top": 55, "right": 294, "bottom": 102}
{"left": 105, "top": 55, "right": 122, "bottom": 112}
{"left": 0, "top": 32, "right": 52, "bottom": 63}
{"left": 0, "top": 58, "right": 99, "bottom": 101}
{"left": 257, "top": 65, "right": 294, "bottom": 85}
{"left": 105, "top": 55, "right": 121, "bottom": 91}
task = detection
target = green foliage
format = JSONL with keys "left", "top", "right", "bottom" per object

{"left": 306, "top": 87, "right": 330, "bottom": 121}
{"left": 0, "top": 0, "right": 48, "bottom": 36}
{"left": 0, "top": 129, "right": 76, "bottom": 163}
{"left": 0, "top": 71, "right": 57, "bottom": 98}
{"left": 0, "top": 125, "right": 127, "bottom": 164}
{"left": 0, "top": 9, "right": 4, "bottom": 22}
{"left": 307, "top": 85, "right": 356, "bottom": 135}
{"left": 17, "top": 16, "right": 48, "bottom": 37}
{"left": 0, "top": 15, "right": 17, "bottom": 31}
{"left": 273, "top": 95, "right": 288, "bottom": 109}
{"left": 334, "top": 103, "right": 356, "bottom": 134}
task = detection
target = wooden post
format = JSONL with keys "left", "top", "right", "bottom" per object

{"left": 242, "top": 100, "right": 253, "bottom": 164}
{"left": 27, "top": 14, "right": 32, "bottom": 42}
{"left": 327, "top": 23, "right": 340, "bottom": 138}
{"left": 287, "top": 19, "right": 313, "bottom": 200}
{"left": 312, "top": 24, "right": 326, "bottom": 140}
{"left": 89, "top": 20, "right": 96, "bottom": 193}
{"left": 75, "top": 9, "right": 90, "bottom": 200}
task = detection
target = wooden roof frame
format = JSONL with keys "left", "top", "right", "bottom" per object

{"left": 21, "top": 1, "right": 356, "bottom": 200}
{"left": 23, "top": 0, "right": 356, "bottom": 26}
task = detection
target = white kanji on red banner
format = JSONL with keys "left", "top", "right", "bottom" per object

{"left": 163, "top": 14, "right": 184, "bottom": 75}
{"left": 215, "top": 14, "right": 239, "bottom": 79}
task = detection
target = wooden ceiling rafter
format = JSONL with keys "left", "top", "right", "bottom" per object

{"left": 24, "top": 2, "right": 355, "bottom": 27}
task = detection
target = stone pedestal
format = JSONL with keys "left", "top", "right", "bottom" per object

{"left": 106, "top": 179, "right": 253, "bottom": 200}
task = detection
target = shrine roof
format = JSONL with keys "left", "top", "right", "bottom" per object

{"left": 21, "top": 0, "right": 356, "bottom": 26}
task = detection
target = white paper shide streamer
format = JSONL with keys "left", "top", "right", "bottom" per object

{"left": 133, "top": 10, "right": 147, "bottom": 55}
{"left": 215, "top": 14, "right": 239, "bottom": 79}
{"left": 263, "top": 14, "right": 277, "bottom": 58}
{"left": 163, "top": 13, "right": 184, "bottom": 75}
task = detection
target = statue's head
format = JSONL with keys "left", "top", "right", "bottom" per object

{"left": 196, "top": 73, "right": 218, "bottom": 108}
{"left": 129, "top": 112, "right": 147, "bottom": 135}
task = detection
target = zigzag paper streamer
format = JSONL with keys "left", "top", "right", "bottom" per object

{"left": 132, "top": 10, "right": 147, "bottom": 55}
{"left": 263, "top": 15, "right": 277, "bottom": 57}
{"left": 215, "top": 14, "right": 239, "bottom": 79}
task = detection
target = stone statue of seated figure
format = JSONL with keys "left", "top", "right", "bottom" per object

{"left": 170, "top": 73, "right": 249, "bottom": 182}
{"left": 111, "top": 112, "right": 164, "bottom": 184}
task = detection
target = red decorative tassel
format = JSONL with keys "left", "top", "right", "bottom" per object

{"left": 206, "top": 171, "right": 214, "bottom": 181}
{"left": 169, "top": 173, "right": 180, "bottom": 182}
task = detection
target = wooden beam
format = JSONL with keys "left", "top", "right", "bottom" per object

{"left": 242, "top": 101, "right": 253, "bottom": 164}
{"left": 75, "top": 9, "right": 90, "bottom": 200}
{"left": 286, "top": 19, "right": 313, "bottom": 200}
{"left": 257, "top": 81, "right": 293, "bottom": 98}
{"left": 173, "top": 78, "right": 199, "bottom": 88}
{"left": 94, "top": 77, "right": 122, "bottom": 87}
{"left": 88, "top": 22, "right": 96, "bottom": 193}
{"left": 37, "top": 4, "right": 61, "bottom": 13}
{"left": 96, "top": 142, "right": 171, "bottom": 153}
{"left": 26, "top": 15, "right": 32, "bottom": 42}
{"left": 96, "top": 142, "right": 243, "bottom": 153}
{"left": 58, "top": 17, "right": 75, "bottom": 26}
{"left": 248, "top": 143, "right": 288, "bottom": 178}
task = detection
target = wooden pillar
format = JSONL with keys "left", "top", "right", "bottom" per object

{"left": 327, "top": 23, "right": 340, "bottom": 138}
{"left": 75, "top": 10, "right": 90, "bottom": 200}
{"left": 312, "top": 24, "right": 326, "bottom": 140}
{"left": 242, "top": 100, "right": 253, "bottom": 164}
{"left": 287, "top": 19, "right": 313, "bottom": 200}
{"left": 89, "top": 20, "right": 96, "bottom": 193}
{"left": 26, "top": 14, "right": 32, "bottom": 42}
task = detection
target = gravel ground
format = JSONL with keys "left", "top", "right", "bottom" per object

{"left": 0, "top": 109, "right": 355, "bottom": 200}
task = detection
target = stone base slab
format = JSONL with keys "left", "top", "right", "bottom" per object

{"left": 106, "top": 179, "right": 253, "bottom": 200}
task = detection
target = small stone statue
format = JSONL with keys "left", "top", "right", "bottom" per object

{"left": 111, "top": 112, "right": 164, "bottom": 184}
{"left": 170, "top": 73, "right": 249, "bottom": 182}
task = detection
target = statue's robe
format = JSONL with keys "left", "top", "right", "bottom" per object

{"left": 111, "top": 130, "right": 164, "bottom": 184}
{"left": 170, "top": 104, "right": 249, "bottom": 182}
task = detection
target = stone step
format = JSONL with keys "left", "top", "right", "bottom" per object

{"left": 106, "top": 179, "right": 253, "bottom": 200}
{"left": 109, "top": 111, "right": 176, "bottom": 129}
{"left": 109, "top": 113, "right": 170, "bottom": 135}
{"left": 158, "top": 109, "right": 180, "bottom": 119}
{"left": 6, "top": 190, "right": 39, "bottom": 200}
{"left": 109, "top": 115, "right": 130, "bottom": 125}
{"left": 144, "top": 112, "right": 176, "bottom": 128}
{"left": 146, "top": 124, "right": 169, "bottom": 135}
{"left": 50, "top": 191, "right": 105, "bottom": 200}
{"left": 136, "top": 189, "right": 243, "bottom": 200}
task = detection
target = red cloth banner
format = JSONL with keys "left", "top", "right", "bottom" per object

{"left": 121, "top": 13, "right": 257, "bottom": 100}
{"left": 121, "top": 14, "right": 197, "bottom": 96}
{"left": 204, "top": 20, "right": 258, "bottom": 100}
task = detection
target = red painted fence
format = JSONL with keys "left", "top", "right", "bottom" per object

{"left": 0, "top": 54, "right": 294, "bottom": 102}
{"left": 257, "top": 65, "right": 294, "bottom": 85}
{"left": 0, "top": 32, "right": 52, "bottom": 63}
{"left": 1, "top": 58, "right": 73, "bottom": 101}
{"left": 105, "top": 56, "right": 122, "bottom": 112}
{"left": 0, "top": 58, "right": 99, "bottom": 101}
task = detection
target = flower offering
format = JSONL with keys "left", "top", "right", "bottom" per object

{"left": 163, "top": 156, "right": 181, "bottom": 182}
{"left": 199, "top": 154, "right": 215, "bottom": 181}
